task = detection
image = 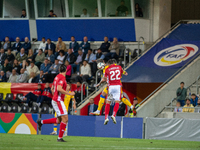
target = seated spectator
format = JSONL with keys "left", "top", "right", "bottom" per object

{"left": 46, "top": 49, "right": 55, "bottom": 64}
{"left": 0, "top": 48, "right": 7, "bottom": 65}
{"left": 21, "top": 37, "right": 31, "bottom": 54}
{"left": 116, "top": 0, "right": 128, "bottom": 17}
{"left": 105, "top": 37, "right": 119, "bottom": 61}
{"left": 40, "top": 58, "right": 51, "bottom": 75}
{"left": 88, "top": 98, "right": 98, "bottom": 115}
{"left": 7, "top": 69, "right": 18, "bottom": 83}
{"left": 63, "top": 49, "right": 76, "bottom": 65}
{"left": 38, "top": 37, "right": 46, "bottom": 52}
{"left": 190, "top": 93, "right": 198, "bottom": 107}
{"left": 21, "top": 9, "right": 26, "bottom": 18}
{"left": 116, "top": 102, "right": 126, "bottom": 116}
{"left": 28, "top": 72, "right": 37, "bottom": 83}
{"left": 23, "top": 84, "right": 43, "bottom": 106}
{"left": 69, "top": 36, "right": 79, "bottom": 56}
{"left": 129, "top": 97, "right": 140, "bottom": 117}
{"left": 65, "top": 60, "right": 72, "bottom": 80}
{"left": 35, "top": 49, "right": 45, "bottom": 68}
{"left": 12, "top": 59, "right": 21, "bottom": 74}
{"left": 71, "top": 49, "right": 86, "bottom": 74}
{"left": 27, "top": 49, "right": 35, "bottom": 62}
{"left": 36, "top": 70, "right": 47, "bottom": 83}
{"left": 85, "top": 49, "right": 96, "bottom": 76}
{"left": 93, "top": 48, "right": 105, "bottom": 74}
{"left": 57, "top": 50, "right": 65, "bottom": 64}
{"left": 16, "top": 68, "right": 28, "bottom": 83}
{"left": 27, "top": 61, "right": 40, "bottom": 76}
{"left": 2, "top": 58, "right": 12, "bottom": 78}
{"left": 5, "top": 49, "right": 15, "bottom": 64}
{"left": 48, "top": 59, "right": 60, "bottom": 76}
{"left": 81, "top": 8, "right": 90, "bottom": 17}
{"left": 75, "top": 60, "right": 91, "bottom": 83}
{"left": 36, "top": 82, "right": 52, "bottom": 107}
{"left": 79, "top": 36, "right": 90, "bottom": 54}
{"left": 2, "top": 36, "right": 11, "bottom": 51}
{"left": 135, "top": 3, "right": 143, "bottom": 17}
{"left": 174, "top": 102, "right": 182, "bottom": 112}
{"left": 0, "top": 71, "right": 7, "bottom": 82}
{"left": 195, "top": 99, "right": 200, "bottom": 113}
{"left": 182, "top": 98, "right": 195, "bottom": 113}
{"left": 74, "top": 82, "right": 82, "bottom": 105}
{"left": 15, "top": 48, "right": 28, "bottom": 65}
{"left": 100, "top": 36, "right": 110, "bottom": 54}
{"left": 45, "top": 38, "right": 55, "bottom": 53}
{"left": 93, "top": 7, "right": 98, "bottom": 17}
{"left": 12, "top": 37, "right": 22, "bottom": 55}
{"left": 23, "top": 60, "right": 30, "bottom": 74}
{"left": 56, "top": 37, "right": 67, "bottom": 54}
{"left": 48, "top": 10, "right": 57, "bottom": 17}
{"left": 176, "top": 82, "right": 187, "bottom": 106}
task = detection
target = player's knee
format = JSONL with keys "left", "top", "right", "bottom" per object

{"left": 102, "top": 92, "right": 106, "bottom": 97}
{"left": 115, "top": 100, "right": 120, "bottom": 103}
{"left": 61, "top": 115, "right": 68, "bottom": 123}
{"left": 106, "top": 100, "right": 111, "bottom": 104}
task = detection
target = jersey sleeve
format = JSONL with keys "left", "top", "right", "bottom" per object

{"left": 57, "top": 78, "right": 65, "bottom": 86}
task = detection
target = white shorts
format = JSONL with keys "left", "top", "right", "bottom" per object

{"left": 107, "top": 85, "right": 121, "bottom": 101}
{"left": 52, "top": 100, "right": 68, "bottom": 117}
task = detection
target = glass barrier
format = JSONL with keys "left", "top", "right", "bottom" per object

{"left": 0, "top": 0, "right": 2, "bottom": 18}
{"left": 134, "top": 0, "right": 150, "bottom": 18}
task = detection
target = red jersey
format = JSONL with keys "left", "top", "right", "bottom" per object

{"left": 104, "top": 64, "right": 123, "bottom": 86}
{"left": 52, "top": 74, "right": 67, "bottom": 102}
{"left": 33, "top": 89, "right": 43, "bottom": 96}
{"left": 42, "top": 87, "right": 52, "bottom": 98}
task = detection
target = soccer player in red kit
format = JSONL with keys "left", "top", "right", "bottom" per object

{"left": 103, "top": 59, "right": 123, "bottom": 125}
{"left": 37, "top": 64, "right": 75, "bottom": 142}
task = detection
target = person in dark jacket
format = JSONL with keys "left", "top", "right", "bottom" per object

{"left": 117, "top": 102, "right": 126, "bottom": 116}
{"left": 45, "top": 38, "right": 55, "bottom": 53}
{"left": 6, "top": 49, "right": 15, "bottom": 63}
{"left": 0, "top": 71, "right": 7, "bottom": 82}
{"left": 0, "top": 48, "right": 7, "bottom": 65}
{"left": 100, "top": 36, "right": 110, "bottom": 53}
{"left": 12, "top": 59, "right": 21, "bottom": 74}
{"left": 63, "top": 49, "right": 76, "bottom": 65}
{"left": 36, "top": 70, "right": 47, "bottom": 83}
{"left": 2, "top": 36, "right": 11, "bottom": 51}
{"left": 12, "top": 37, "right": 22, "bottom": 55}
{"left": 21, "top": 37, "right": 31, "bottom": 54}
{"left": 176, "top": 82, "right": 187, "bottom": 106}
{"left": 190, "top": 93, "right": 198, "bottom": 107}
{"left": 88, "top": 98, "right": 98, "bottom": 115}
{"left": 79, "top": 36, "right": 90, "bottom": 54}
{"left": 69, "top": 36, "right": 79, "bottom": 56}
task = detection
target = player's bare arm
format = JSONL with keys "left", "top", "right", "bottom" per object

{"left": 51, "top": 85, "right": 54, "bottom": 95}
{"left": 57, "top": 85, "right": 75, "bottom": 96}
{"left": 72, "top": 98, "right": 76, "bottom": 109}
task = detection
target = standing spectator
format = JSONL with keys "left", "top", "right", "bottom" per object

{"left": 63, "top": 49, "right": 76, "bottom": 65}
{"left": 116, "top": 0, "right": 128, "bottom": 17}
{"left": 48, "top": 10, "right": 57, "bottom": 17}
{"left": 2, "top": 36, "right": 11, "bottom": 51}
{"left": 190, "top": 93, "right": 198, "bottom": 107}
{"left": 45, "top": 38, "right": 55, "bottom": 53}
{"left": 57, "top": 50, "right": 65, "bottom": 64}
{"left": 81, "top": 8, "right": 90, "bottom": 17}
{"left": 36, "top": 70, "right": 46, "bottom": 83}
{"left": 174, "top": 102, "right": 182, "bottom": 112}
{"left": 85, "top": 49, "right": 95, "bottom": 76}
{"left": 69, "top": 36, "right": 79, "bottom": 56}
{"left": 2, "top": 58, "right": 12, "bottom": 77}
{"left": 40, "top": 58, "right": 51, "bottom": 75}
{"left": 12, "top": 37, "right": 22, "bottom": 55}
{"left": 46, "top": 49, "right": 55, "bottom": 64}
{"left": 176, "top": 82, "right": 187, "bottom": 107}
{"left": 16, "top": 68, "right": 28, "bottom": 83}
{"left": 105, "top": 37, "right": 119, "bottom": 61}
{"left": 21, "top": 9, "right": 26, "bottom": 18}
{"left": 12, "top": 59, "right": 21, "bottom": 74}
{"left": 182, "top": 98, "right": 195, "bottom": 113}
{"left": 80, "top": 36, "right": 90, "bottom": 54}
{"left": 65, "top": 60, "right": 72, "bottom": 80}
{"left": 15, "top": 48, "right": 28, "bottom": 65}
{"left": 27, "top": 61, "right": 40, "bottom": 76}
{"left": 56, "top": 37, "right": 67, "bottom": 54}
{"left": 35, "top": 49, "right": 45, "bottom": 68}
{"left": 38, "top": 37, "right": 46, "bottom": 52}
{"left": 28, "top": 72, "right": 37, "bottom": 83}
{"left": 48, "top": 59, "right": 60, "bottom": 82}
{"left": 0, "top": 71, "right": 7, "bottom": 82}
{"left": 88, "top": 98, "right": 98, "bottom": 115}
{"left": 135, "top": 3, "right": 143, "bottom": 17}
{"left": 7, "top": 69, "right": 18, "bottom": 83}
{"left": 195, "top": 99, "right": 200, "bottom": 113}
{"left": 0, "top": 49, "right": 7, "bottom": 65}
{"left": 71, "top": 49, "right": 86, "bottom": 74}
{"left": 6, "top": 49, "right": 15, "bottom": 63}
{"left": 27, "top": 49, "right": 35, "bottom": 62}
{"left": 75, "top": 60, "right": 91, "bottom": 83}
{"left": 21, "top": 37, "right": 31, "bottom": 54}
{"left": 100, "top": 36, "right": 110, "bottom": 54}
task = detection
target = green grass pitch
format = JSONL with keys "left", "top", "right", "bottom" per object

{"left": 0, "top": 133, "right": 199, "bottom": 150}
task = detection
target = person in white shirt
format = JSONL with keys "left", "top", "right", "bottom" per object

{"left": 75, "top": 60, "right": 91, "bottom": 83}
{"left": 38, "top": 37, "right": 47, "bottom": 52}
{"left": 81, "top": 8, "right": 90, "bottom": 17}
{"left": 7, "top": 69, "right": 18, "bottom": 83}
{"left": 16, "top": 68, "right": 28, "bottom": 83}
{"left": 57, "top": 50, "right": 65, "bottom": 64}
{"left": 27, "top": 61, "right": 40, "bottom": 76}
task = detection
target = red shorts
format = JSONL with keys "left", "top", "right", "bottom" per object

{"left": 52, "top": 100, "right": 67, "bottom": 117}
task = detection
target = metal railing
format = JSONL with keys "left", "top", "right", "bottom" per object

{"left": 138, "top": 36, "right": 145, "bottom": 56}
{"left": 95, "top": 69, "right": 103, "bottom": 90}
{"left": 81, "top": 82, "right": 89, "bottom": 101}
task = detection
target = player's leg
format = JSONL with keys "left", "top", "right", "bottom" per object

{"left": 104, "top": 100, "right": 111, "bottom": 125}
{"left": 50, "top": 112, "right": 58, "bottom": 135}
{"left": 121, "top": 97, "right": 134, "bottom": 110}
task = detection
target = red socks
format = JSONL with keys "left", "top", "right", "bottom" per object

{"left": 113, "top": 103, "right": 119, "bottom": 117}
{"left": 105, "top": 103, "right": 110, "bottom": 119}
{"left": 42, "top": 118, "right": 57, "bottom": 124}
{"left": 58, "top": 122, "right": 67, "bottom": 139}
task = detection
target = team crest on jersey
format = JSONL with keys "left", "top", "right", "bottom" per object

{"left": 59, "top": 80, "right": 63, "bottom": 84}
{"left": 154, "top": 44, "right": 198, "bottom": 66}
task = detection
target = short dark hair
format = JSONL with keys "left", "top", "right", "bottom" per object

{"left": 59, "top": 64, "right": 67, "bottom": 73}
{"left": 78, "top": 49, "right": 82, "bottom": 52}
{"left": 22, "top": 9, "right": 26, "bottom": 11}
{"left": 42, "top": 37, "right": 45, "bottom": 39}
{"left": 88, "top": 49, "right": 92, "bottom": 52}
{"left": 180, "top": 82, "right": 184, "bottom": 84}
{"left": 83, "top": 8, "right": 87, "bottom": 11}
{"left": 58, "top": 37, "right": 62, "bottom": 39}
{"left": 185, "top": 98, "right": 190, "bottom": 101}
{"left": 39, "top": 49, "right": 43, "bottom": 52}
{"left": 107, "top": 59, "right": 113, "bottom": 65}
{"left": 71, "top": 36, "right": 75, "bottom": 38}
{"left": 47, "top": 38, "right": 51, "bottom": 41}
{"left": 59, "top": 50, "right": 65, "bottom": 55}
{"left": 83, "top": 60, "right": 88, "bottom": 63}
{"left": 98, "top": 48, "right": 102, "bottom": 51}
{"left": 38, "top": 84, "right": 42, "bottom": 87}
{"left": 26, "top": 60, "right": 30, "bottom": 65}
{"left": 30, "top": 61, "right": 35, "bottom": 64}
{"left": 7, "top": 48, "right": 11, "bottom": 51}
{"left": 49, "top": 10, "right": 54, "bottom": 13}
{"left": 191, "top": 93, "right": 196, "bottom": 96}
